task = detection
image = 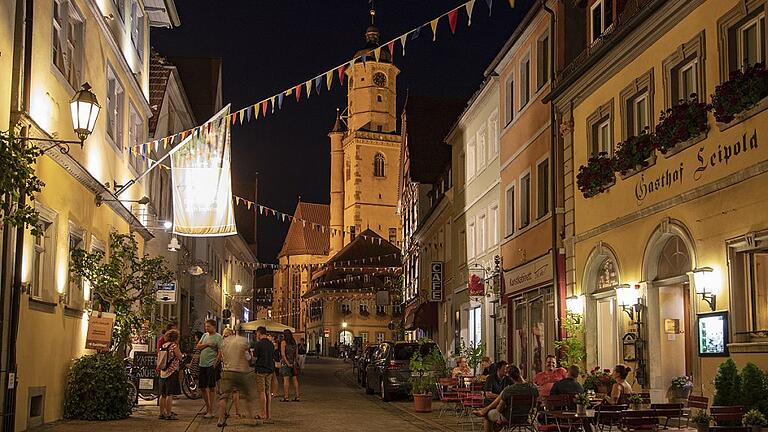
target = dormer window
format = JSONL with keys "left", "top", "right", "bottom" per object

{"left": 591, "top": 0, "right": 614, "bottom": 43}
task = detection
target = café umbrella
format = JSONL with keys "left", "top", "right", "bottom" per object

{"left": 239, "top": 318, "right": 295, "bottom": 333}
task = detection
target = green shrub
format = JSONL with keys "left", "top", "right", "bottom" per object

{"left": 64, "top": 353, "right": 133, "bottom": 420}
{"left": 714, "top": 359, "right": 742, "bottom": 407}
{"left": 740, "top": 363, "right": 768, "bottom": 417}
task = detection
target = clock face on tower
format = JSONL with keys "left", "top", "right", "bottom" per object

{"left": 373, "top": 72, "right": 387, "bottom": 88}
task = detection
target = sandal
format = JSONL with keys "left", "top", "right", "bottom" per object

{"left": 292, "top": 397, "right": 300, "bottom": 402}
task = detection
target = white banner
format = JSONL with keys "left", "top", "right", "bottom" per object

{"left": 171, "top": 105, "right": 237, "bottom": 236}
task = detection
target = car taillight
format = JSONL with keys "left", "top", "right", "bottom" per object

{"left": 388, "top": 360, "right": 406, "bottom": 369}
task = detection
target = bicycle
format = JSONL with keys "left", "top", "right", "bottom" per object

{"left": 180, "top": 353, "right": 201, "bottom": 399}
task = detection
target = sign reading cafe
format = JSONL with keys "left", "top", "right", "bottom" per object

{"left": 430, "top": 262, "right": 443, "bottom": 302}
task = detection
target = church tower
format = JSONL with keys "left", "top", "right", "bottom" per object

{"left": 328, "top": 10, "right": 402, "bottom": 256}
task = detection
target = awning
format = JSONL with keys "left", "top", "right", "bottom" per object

{"left": 239, "top": 318, "right": 295, "bottom": 333}
{"left": 404, "top": 301, "right": 438, "bottom": 331}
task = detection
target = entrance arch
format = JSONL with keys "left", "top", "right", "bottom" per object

{"left": 641, "top": 218, "right": 698, "bottom": 398}
{"left": 339, "top": 330, "right": 353, "bottom": 345}
{"left": 581, "top": 242, "right": 622, "bottom": 370}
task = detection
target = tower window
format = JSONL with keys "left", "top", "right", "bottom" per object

{"left": 374, "top": 153, "right": 385, "bottom": 177}
{"left": 377, "top": 95, "right": 383, "bottom": 102}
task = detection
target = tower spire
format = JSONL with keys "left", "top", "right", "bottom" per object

{"left": 369, "top": 0, "right": 376, "bottom": 25}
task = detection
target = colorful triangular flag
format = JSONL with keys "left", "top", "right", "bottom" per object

{"left": 338, "top": 64, "right": 346, "bottom": 85}
{"left": 485, "top": 0, "right": 493, "bottom": 15}
{"left": 278, "top": 92, "right": 284, "bottom": 109}
{"left": 399, "top": 33, "right": 408, "bottom": 56}
{"left": 448, "top": 9, "right": 458, "bottom": 34}
{"left": 411, "top": 26, "right": 421, "bottom": 40}
{"left": 326, "top": 70, "right": 333, "bottom": 90}
{"left": 254, "top": 103, "right": 260, "bottom": 120}
{"left": 508, "top": 0, "right": 514, "bottom": 7}
{"left": 247, "top": 105, "right": 252, "bottom": 121}
{"left": 387, "top": 40, "right": 395, "bottom": 59}
{"left": 373, "top": 47, "right": 381, "bottom": 62}
{"left": 295, "top": 84, "right": 302, "bottom": 102}
{"left": 466, "top": 0, "right": 476, "bottom": 25}
{"left": 314, "top": 76, "right": 323, "bottom": 95}
{"left": 431, "top": 18, "right": 440, "bottom": 41}
{"left": 261, "top": 100, "right": 268, "bottom": 116}
{"left": 305, "top": 79, "right": 312, "bottom": 98}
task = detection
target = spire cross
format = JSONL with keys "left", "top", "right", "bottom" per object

{"left": 369, "top": 0, "right": 376, "bottom": 25}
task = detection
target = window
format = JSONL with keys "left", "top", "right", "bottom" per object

{"left": 663, "top": 32, "right": 706, "bottom": 108}
{"left": 31, "top": 218, "right": 55, "bottom": 302}
{"left": 52, "top": 0, "right": 84, "bottom": 89}
{"left": 520, "top": 173, "right": 531, "bottom": 229}
{"left": 476, "top": 128, "right": 486, "bottom": 171}
{"left": 536, "top": 159, "right": 549, "bottom": 219}
{"left": 620, "top": 69, "right": 654, "bottom": 140}
{"left": 376, "top": 332, "right": 385, "bottom": 343}
{"left": 388, "top": 228, "right": 397, "bottom": 244}
{"left": 466, "top": 138, "right": 476, "bottom": 180}
{"left": 591, "top": 0, "right": 614, "bottom": 43}
{"left": 66, "top": 226, "right": 84, "bottom": 308}
{"left": 360, "top": 332, "right": 369, "bottom": 343}
{"left": 349, "top": 225, "right": 356, "bottom": 241}
{"left": 376, "top": 304, "right": 386, "bottom": 315}
{"left": 345, "top": 158, "right": 351, "bottom": 181}
{"left": 468, "top": 221, "right": 476, "bottom": 258}
{"left": 489, "top": 205, "right": 499, "bottom": 246}
{"left": 505, "top": 185, "right": 515, "bottom": 237}
{"left": 739, "top": 16, "right": 765, "bottom": 68}
{"left": 106, "top": 67, "right": 124, "bottom": 149}
{"left": 477, "top": 214, "right": 487, "bottom": 255}
{"left": 746, "top": 250, "right": 768, "bottom": 330}
{"left": 587, "top": 100, "right": 614, "bottom": 157}
{"left": 719, "top": 2, "right": 767, "bottom": 79}
{"left": 505, "top": 76, "right": 515, "bottom": 125}
{"left": 341, "top": 303, "right": 351, "bottom": 314}
{"left": 488, "top": 111, "right": 499, "bottom": 157}
{"left": 537, "top": 33, "right": 550, "bottom": 90}
{"left": 359, "top": 303, "right": 368, "bottom": 314}
{"left": 130, "top": 1, "right": 144, "bottom": 58}
{"left": 374, "top": 153, "right": 385, "bottom": 177}
{"left": 520, "top": 55, "right": 531, "bottom": 108}
{"left": 468, "top": 306, "right": 482, "bottom": 347}
{"left": 128, "top": 104, "right": 144, "bottom": 172}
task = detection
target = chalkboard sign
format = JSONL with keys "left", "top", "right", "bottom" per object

{"left": 133, "top": 352, "right": 158, "bottom": 393}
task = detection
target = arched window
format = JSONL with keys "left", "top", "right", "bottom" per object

{"left": 374, "top": 153, "right": 385, "bottom": 177}
{"left": 656, "top": 236, "right": 691, "bottom": 280}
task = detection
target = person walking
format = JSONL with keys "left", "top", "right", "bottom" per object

{"left": 222, "top": 328, "right": 242, "bottom": 418}
{"left": 216, "top": 328, "right": 257, "bottom": 428}
{"left": 280, "top": 329, "right": 300, "bottom": 402}
{"left": 252, "top": 326, "right": 275, "bottom": 424}
{"left": 297, "top": 337, "right": 307, "bottom": 374}
{"left": 158, "top": 329, "right": 183, "bottom": 420}
{"left": 315, "top": 341, "right": 321, "bottom": 358}
{"left": 196, "top": 319, "right": 222, "bottom": 418}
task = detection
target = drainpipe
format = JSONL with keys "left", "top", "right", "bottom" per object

{"left": 542, "top": 0, "right": 563, "bottom": 360}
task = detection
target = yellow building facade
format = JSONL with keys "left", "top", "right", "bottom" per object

{"left": 3, "top": 0, "right": 177, "bottom": 428}
{"left": 553, "top": 0, "right": 768, "bottom": 400}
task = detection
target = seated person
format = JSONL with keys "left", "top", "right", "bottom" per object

{"left": 452, "top": 356, "right": 472, "bottom": 378}
{"left": 473, "top": 365, "right": 539, "bottom": 432}
{"left": 604, "top": 364, "right": 632, "bottom": 405}
{"left": 479, "top": 357, "right": 493, "bottom": 380}
{"left": 532, "top": 355, "right": 567, "bottom": 398}
{"left": 550, "top": 365, "right": 585, "bottom": 396}
{"left": 483, "top": 361, "right": 512, "bottom": 401}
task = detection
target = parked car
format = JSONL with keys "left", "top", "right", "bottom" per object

{"left": 365, "top": 340, "right": 441, "bottom": 401}
{"left": 357, "top": 345, "right": 378, "bottom": 388}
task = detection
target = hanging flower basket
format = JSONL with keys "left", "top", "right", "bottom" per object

{"left": 577, "top": 153, "right": 616, "bottom": 198}
{"left": 615, "top": 131, "right": 656, "bottom": 178}
{"left": 653, "top": 95, "right": 710, "bottom": 156}
{"left": 712, "top": 63, "right": 768, "bottom": 127}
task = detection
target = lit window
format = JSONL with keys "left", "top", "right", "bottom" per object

{"left": 678, "top": 60, "right": 698, "bottom": 102}
{"left": 66, "top": 229, "right": 84, "bottom": 308}
{"left": 591, "top": 0, "right": 614, "bottom": 43}
{"left": 32, "top": 220, "right": 55, "bottom": 301}
{"left": 591, "top": 117, "right": 612, "bottom": 157}
{"left": 631, "top": 92, "right": 649, "bottom": 136}
{"left": 376, "top": 332, "right": 385, "bottom": 343}
{"left": 738, "top": 15, "right": 765, "bottom": 69}
{"left": 52, "top": 0, "right": 84, "bottom": 89}
{"left": 106, "top": 66, "right": 124, "bottom": 149}
{"left": 128, "top": 104, "right": 145, "bottom": 172}
{"left": 388, "top": 228, "right": 397, "bottom": 244}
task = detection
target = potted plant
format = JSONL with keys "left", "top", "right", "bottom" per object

{"left": 409, "top": 349, "right": 435, "bottom": 413}
{"left": 574, "top": 392, "right": 590, "bottom": 415}
{"left": 554, "top": 311, "right": 586, "bottom": 368}
{"left": 691, "top": 410, "right": 713, "bottom": 432}
{"left": 669, "top": 375, "right": 693, "bottom": 401}
{"left": 743, "top": 409, "right": 767, "bottom": 432}
{"left": 653, "top": 94, "right": 710, "bottom": 156}
{"left": 712, "top": 63, "right": 768, "bottom": 125}
{"left": 583, "top": 366, "right": 616, "bottom": 395}
{"left": 576, "top": 152, "right": 616, "bottom": 198}
{"left": 627, "top": 393, "right": 644, "bottom": 410}
{"left": 614, "top": 130, "right": 656, "bottom": 177}
{"left": 459, "top": 340, "right": 485, "bottom": 376}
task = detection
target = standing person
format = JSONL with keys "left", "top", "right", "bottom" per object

{"left": 532, "top": 355, "right": 567, "bottom": 398}
{"left": 280, "top": 329, "right": 300, "bottom": 402}
{"left": 252, "top": 326, "right": 275, "bottom": 424}
{"left": 217, "top": 328, "right": 257, "bottom": 428}
{"left": 604, "top": 364, "right": 633, "bottom": 405}
{"left": 221, "top": 328, "right": 242, "bottom": 418}
{"left": 196, "top": 319, "right": 223, "bottom": 418}
{"left": 315, "top": 341, "right": 321, "bottom": 358}
{"left": 297, "top": 338, "right": 307, "bottom": 374}
{"left": 156, "top": 322, "right": 177, "bottom": 351}
{"left": 270, "top": 335, "right": 281, "bottom": 398}
{"left": 158, "top": 329, "right": 183, "bottom": 420}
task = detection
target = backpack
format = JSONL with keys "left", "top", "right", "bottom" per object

{"left": 156, "top": 343, "right": 172, "bottom": 371}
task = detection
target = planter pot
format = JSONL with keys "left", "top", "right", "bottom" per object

{"left": 413, "top": 393, "right": 433, "bottom": 413}
{"left": 577, "top": 404, "right": 587, "bottom": 415}
{"left": 661, "top": 130, "right": 708, "bottom": 158}
{"left": 696, "top": 424, "right": 709, "bottom": 432}
{"left": 632, "top": 403, "right": 642, "bottom": 411}
{"left": 619, "top": 154, "right": 657, "bottom": 179}
{"left": 672, "top": 386, "right": 691, "bottom": 400}
{"left": 717, "top": 95, "right": 768, "bottom": 131}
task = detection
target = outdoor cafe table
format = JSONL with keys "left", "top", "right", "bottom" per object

{"left": 550, "top": 409, "right": 597, "bottom": 432}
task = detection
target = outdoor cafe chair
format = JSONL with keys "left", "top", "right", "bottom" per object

{"left": 622, "top": 409, "right": 660, "bottom": 432}
{"left": 650, "top": 403, "right": 684, "bottom": 429}
{"left": 458, "top": 391, "right": 486, "bottom": 432}
{"left": 436, "top": 377, "right": 462, "bottom": 417}
{"left": 539, "top": 394, "right": 582, "bottom": 432}
{"left": 685, "top": 396, "right": 710, "bottom": 428}
{"left": 500, "top": 393, "right": 538, "bottom": 432}
{"left": 710, "top": 406, "right": 745, "bottom": 426}
{"left": 594, "top": 404, "right": 628, "bottom": 432}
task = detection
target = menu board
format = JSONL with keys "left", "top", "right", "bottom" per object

{"left": 132, "top": 352, "right": 158, "bottom": 392}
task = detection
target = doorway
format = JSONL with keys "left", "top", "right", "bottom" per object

{"left": 657, "top": 283, "right": 693, "bottom": 385}
{"left": 510, "top": 288, "right": 556, "bottom": 380}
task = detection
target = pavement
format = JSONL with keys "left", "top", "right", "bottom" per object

{"left": 37, "top": 357, "right": 457, "bottom": 432}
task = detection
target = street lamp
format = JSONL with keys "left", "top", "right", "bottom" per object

{"left": 22, "top": 82, "right": 100, "bottom": 154}
{"left": 235, "top": 283, "right": 243, "bottom": 294}
{"left": 341, "top": 322, "right": 348, "bottom": 329}
{"left": 565, "top": 294, "right": 585, "bottom": 319}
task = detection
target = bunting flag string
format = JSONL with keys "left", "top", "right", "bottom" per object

{"left": 129, "top": 0, "right": 517, "bottom": 156}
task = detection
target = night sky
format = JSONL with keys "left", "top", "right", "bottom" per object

{"left": 152, "top": 0, "right": 533, "bottom": 262}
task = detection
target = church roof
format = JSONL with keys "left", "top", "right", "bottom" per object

{"left": 353, "top": 25, "right": 392, "bottom": 63}
{"left": 326, "top": 229, "right": 400, "bottom": 266}
{"left": 148, "top": 50, "right": 173, "bottom": 134}
{"left": 277, "top": 202, "right": 330, "bottom": 258}
{"left": 402, "top": 95, "right": 466, "bottom": 184}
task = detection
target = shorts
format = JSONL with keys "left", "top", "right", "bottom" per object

{"left": 488, "top": 409, "right": 507, "bottom": 424}
{"left": 219, "top": 371, "right": 254, "bottom": 401}
{"left": 159, "top": 371, "right": 181, "bottom": 396}
{"left": 198, "top": 366, "right": 217, "bottom": 389}
{"left": 255, "top": 372, "right": 272, "bottom": 395}
{"left": 280, "top": 363, "right": 295, "bottom": 377}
